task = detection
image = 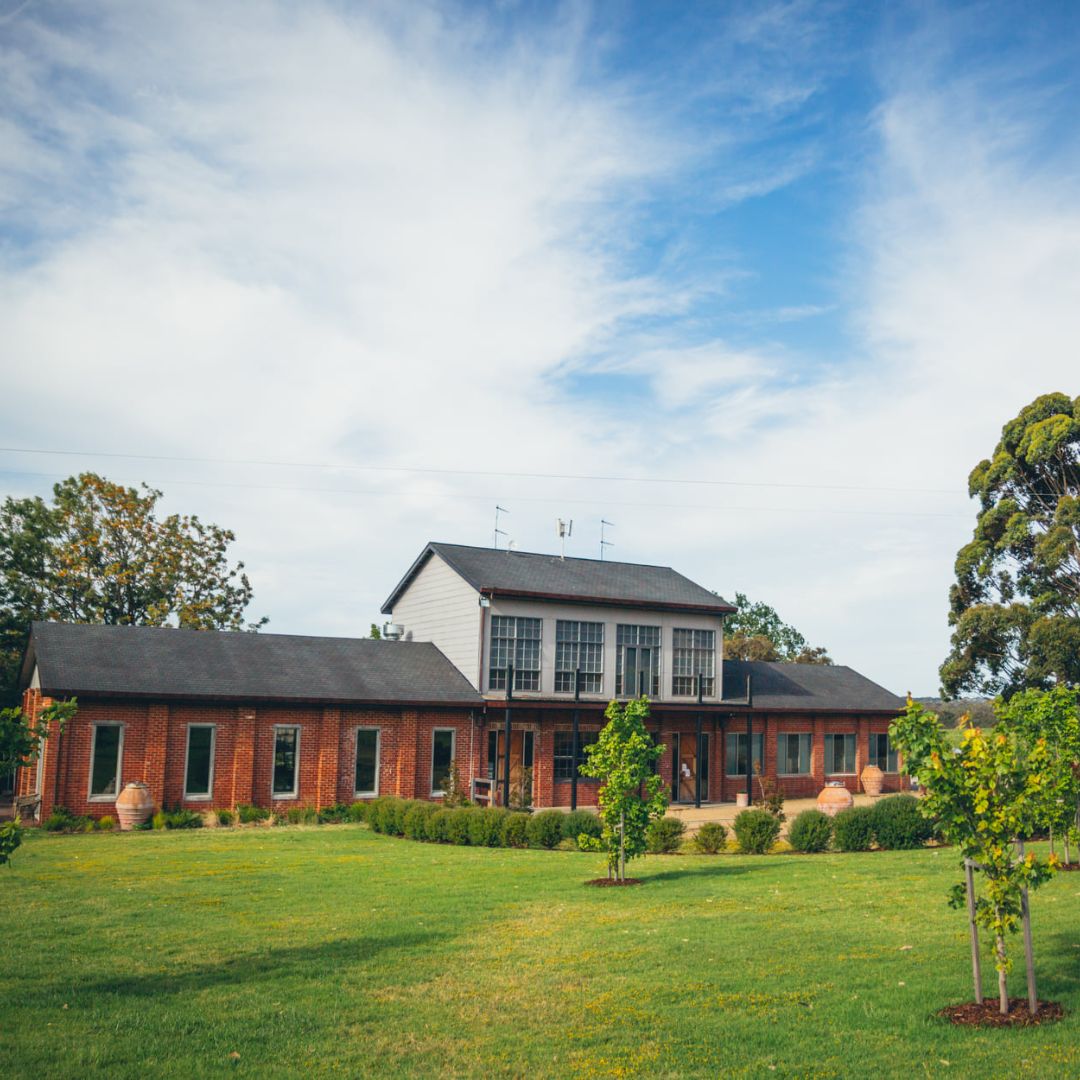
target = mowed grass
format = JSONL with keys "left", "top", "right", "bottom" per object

{"left": 2, "top": 827, "right": 1079, "bottom": 1080}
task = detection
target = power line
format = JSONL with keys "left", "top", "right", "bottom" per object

{"left": 0, "top": 445, "right": 968, "bottom": 497}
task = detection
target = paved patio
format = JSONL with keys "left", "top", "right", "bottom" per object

{"left": 666, "top": 793, "right": 885, "bottom": 835}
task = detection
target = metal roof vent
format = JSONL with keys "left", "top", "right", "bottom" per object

{"left": 382, "top": 622, "right": 404, "bottom": 641}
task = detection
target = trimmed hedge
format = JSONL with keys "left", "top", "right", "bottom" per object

{"left": 692, "top": 821, "right": 728, "bottom": 854}
{"left": 787, "top": 809, "right": 833, "bottom": 853}
{"left": 561, "top": 810, "right": 602, "bottom": 847}
{"left": 870, "top": 794, "right": 933, "bottom": 850}
{"left": 502, "top": 812, "right": 530, "bottom": 848}
{"left": 526, "top": 810, "right": 565, "bottom": 849}
{"left": 468, "top": 807, "right": 509, "bottom": 847}
{"left": 832, "top": 806, "right": 875, "bottom": 851}
{"left": 646, "top": 816, "right": 686, "bottom": 854}
{"left": 733, "top": 808, "right": 781, "bottom": 854}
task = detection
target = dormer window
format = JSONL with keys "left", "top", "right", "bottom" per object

{"left": 489, "top": 615, "right": 542, "bottom": 691}
{"left": 672, "top": 628, "right": 716, "bottom": 696}
{"left": 615, "top": 624, "right": 661, "bottom": 696}
{"left": 554, "top": 620, "right": 604, "bottom": 693}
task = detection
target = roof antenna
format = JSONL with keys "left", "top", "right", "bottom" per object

{"left": 493, "top": 505, "right": 509, "bottom": 550}
{"left": 600, "top": 519, "right": 614, "bottom": 561}
{"left": 556, "top": 518, "right": 573, "bottom": 560}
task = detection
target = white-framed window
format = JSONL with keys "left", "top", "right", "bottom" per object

{"left": 825, "top": 733, "right": 857, "bottom": 775}
{"left": 272, "top": 725, "right": 301, "bottom": 798}
{"left": 615, "top": 624, "right": 661, "bottom": 696}
{"left": 672, "top": 628, "right": 716, "bottom": 696}
{"left": 88, "top": 722, "right": 124, "bottom": 801}
{"left": 777, "top": 732, "right": 812, "bottom": 775}
{"left": 431, "top": 728, "right": 456, "bottom": 795}
{"left": 725, "top": 731, "right": 763, "bottom": 777}
{"left": 869, "top": 732, "right": 898, "bottom": 772}
{"left": 184, "top": 724, "right": 216, "bottom": 800}
{"left": 488, "top": 616, "right": 542, "bottom": 691}
{"left": 355, "top": 728, "right": 380, "bottom": 797}
{"left": 554, "top": 620, "right": 604, "bottom": 693}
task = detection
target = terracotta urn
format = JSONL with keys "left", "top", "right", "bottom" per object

{"left": 816, "top": 784, "right": 854, "bottom": 817}
{"left": 115, "top": 781, "right": 155, "bottom": 831}
{"left": 860, "top": 764, "right": 884, "bottom": 798}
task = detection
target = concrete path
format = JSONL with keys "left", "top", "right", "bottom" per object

{"left": 667, "top": 794, "right": 883, "bottom": 835}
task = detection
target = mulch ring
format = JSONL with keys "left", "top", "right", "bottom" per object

{"left": 940, "top": 999, "right": 1065, "bottom": 1028}
{"left": 1054, "top": 862, "right": 1080, "bottom": 872}
{"left": 585, "top": 878, "right": 643, "bottom": 887}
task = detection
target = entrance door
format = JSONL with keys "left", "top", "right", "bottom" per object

{"left": 490, "top": 730, "right": 534, "bottom": 808}
{"left": 673, "top": 732, "right": 709, "bottom": 803}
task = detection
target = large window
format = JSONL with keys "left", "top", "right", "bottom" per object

{"left": 869, "top": 732, "right": 898, "bottom": 772}
{"left": 672, "top": 628, "right": 716, "bottom": 695}
{"left": 431, "top": 729, "right": 456, "bottom": 794}
{"left": 825, "top": 733, "right": 857, "bottom": 774}
{"left": 615, "top": 624, "right": 661, "bottom": 696}
{"left": 184, "top": 725, "right": 216, "bottom": 799}
{"left": 355, "top": 728, "right": 380, "bottom": 796}
{"left": 488, "top": 616, "right": 542, "bottom": 691}
{"left": 552, "top": 730, "right": 600, "bottom": 782}
{"left": 88, "top": 723, "right": 123, "bottom": 799}
{"left": 725, "top": 731, "right": 764, "bottom": 777}
{"left": 777, "top": 732, "right": 811, "bottom": 775}
{"left": 272, "top": 726, "right": 300, "bottom": 797}
{"left": 554, "top": 620, "right": 604, "bottom": 694}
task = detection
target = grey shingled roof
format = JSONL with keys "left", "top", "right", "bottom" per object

{"left": 25, "top": 622, "right": 483, "bottom": 707}
{"left": 722, "top": 660, "right": 904, "bottom": 713}
{"left": 382, "top": 541, "right": 735, "bottom": 614}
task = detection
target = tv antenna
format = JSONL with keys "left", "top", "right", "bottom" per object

{"left": 556, "top": 518, "right": 573, "bottom": 560}
{"left": 493, "top": 505, "right": 509, "bottom": 549}
{"left": 600, "top": 519, "right": 614, "bottom": 560}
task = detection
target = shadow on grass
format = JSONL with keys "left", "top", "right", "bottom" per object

{"left": 639, "top": 862, "right": 762, "bottom": 884}
{"left": 38, "top": 932, "right": 440, "bottom": 1002}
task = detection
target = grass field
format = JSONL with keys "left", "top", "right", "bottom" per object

{"left": 2, "top": 825, "right": 1078, "bottom": 1079}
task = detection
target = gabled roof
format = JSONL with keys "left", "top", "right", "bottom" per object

{"left": 721, "top": 660, "right": 904, "bottom": 714}
{"left": 382, "top": 541, "right": 736, "bottom": 615}
{"left": 23, "top": 622, "right": 483, "bottom": 708}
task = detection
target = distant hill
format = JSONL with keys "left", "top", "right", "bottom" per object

{"left": 915, "top": 697, "right": 995, "bottom": 729}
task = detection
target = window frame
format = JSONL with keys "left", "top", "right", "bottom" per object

{"left": 671, "top": 628, "right": 717, "bottom": 697}
{"left": 824, "top": 732, "right": 857, "bottom": 775}
{"left": 868, "top": 732, "right": 898, "bottom": 773}
{"left": 614, "top": 624, "right": 662, "bottom": 696}
{"left": 554, "top": 620, "right": 605, "bottom": 695}
{"left": 87, "top": 721, "right": 124, "bottom": 802}
{"left": 552, "top": 729, "right": 600, "bottom": 782}
{"left": 724, "top": 731, "right": 764, "bottom": 777}
{"left": 431, "top": 727, "right": 456, "bottom": 796}
{"left": 271, "top": 725, "right": 301, "bottom": 800}
{"left": 776, "top": 732, "right": 812, "bottom": 776}
{"left": 354, "top": 726, "right": 381, "bottom": 798}
{"left": 488, "top": 616, "right": 543, "bottom": 692}
{"left": 183, "top": 723, "right": 217, "bottom": 801}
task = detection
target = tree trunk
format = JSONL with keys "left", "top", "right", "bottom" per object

{"left": 1065, "top": 833, "right": 1072, "bottom": 866}
{"left": 618, "top": 810, "right": 626, "bottom": 882}
{"left": 995, "top": 935, "right": 1009, "bottom": 1015}
{"left": 1049, "top": 825, "right": 1055, "bottom": 858}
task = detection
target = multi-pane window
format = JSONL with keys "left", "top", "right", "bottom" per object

{"left": 273, "top": 726, "right": 300, "bottom": 797}
{"left": 554, "top": 620, "right": 604, "bottom": 693}
{"left": 431, "top": 729, "right": 456, "bottom": 794}
{"left": 869, "top": 733, "right": 898, "bottom": 772}
{"left": 777, "top": 732, "right": 812, "bottom": 775}
{"left": 184, "top": 725, "right": 216, "bottom": 799}
{"left": 672, "top": 628, "right": 716, "bottom": 695}
{"left": 725, "top": 732, "right": 764, "bottom": 776}
{"left": 615, "top": 624, "right": 661, "bottom": 696}
{"left": 89, "top": 724, "right": 122, "bottom": 799}
{"left": 488, "top": 616, "right": 542, "bottom": 691}
{"left": 355, "top": 728, "right": 380, "bottom": 796}
{"left": 552, "top": 730, "right": 600, "bottom": 782}
{"left": 825, "top": 733, "right": 857, "bottom": 774}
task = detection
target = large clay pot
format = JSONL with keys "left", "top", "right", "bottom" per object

{"left": 861, "top": 764, "right": 884, "bottom": 798}
{"left": 817, "top": 784, "right": 854, "bottom": 817}
{"left": 115, "top": 781, "right": 155, "bottom": 831}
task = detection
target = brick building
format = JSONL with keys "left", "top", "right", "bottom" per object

{"left": 13, "top": 542, "right": 906, "bottom": 820}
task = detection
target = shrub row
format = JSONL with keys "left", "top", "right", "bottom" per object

{"left": 784, "top": 796, "right": 936, "bottom": 854}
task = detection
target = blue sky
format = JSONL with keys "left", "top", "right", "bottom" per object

{"left": 1, "top": 1, "right": 1079, "bottom": 693}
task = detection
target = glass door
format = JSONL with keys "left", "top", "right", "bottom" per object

{"left": 673, "top": 732, "right": 709, "bottom": 803}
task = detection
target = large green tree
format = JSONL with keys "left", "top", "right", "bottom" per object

{"left": 723, "top": 592, "right": 833, "bottom": 664}
{"left": 0, "top": 473, "right": 267, "bottom": 702}
{"left": 941, "top": 393, "right": 1080, "bottom": 698}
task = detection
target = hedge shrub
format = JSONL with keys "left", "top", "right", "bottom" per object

{"left": 317, "top": 802, "right": 351, "bottom": 824}
{"left": 871, "top": 794, "right": 933, "bottom": 850}
{"left": 733, "top": 808, "right": 781, "bottom": 854}
{"left": 832, "top": 806, "right": 875, "bottom": 851}
{"left": 787, "top": 809, "right": 833, "bottom": 853}
{"left": 468, "top": 807, "right": 508, "bottom": 847}
{"left": 526, "top": 809, "right": 565, "bottom": 849}
{"left": 426, "top": 808, "right": 453, "bottom": 842}
{"left": 237, "top": 803, "right": 270, "bottom": 824}
{"left": 286, "top": 805, "right": 319, "bottom": 826}
{"left": 216, "top": 809, "right": 235, "bottom": 826}
{"left": 692, "top": 821, "right": 728, "bottom": 854}
{"left": 43, "top": 807, "right": 94, "bottom": 833}
{"left": 502, "top": 812, "right": 530, "bottom": 848}
{"left": 444, "top": 807, "right": 474, "bottom": 845}
{"left": 561, "top": 810, "right": 603, "bottom": 847}
{"left": 646, "top": 816, "right": 687, "bottom": 854}
{"left": 403, "top": 802, "right": 439, "bottom": 840}
{"left": 347, "top": 801, "right": 369, "bottom": 823}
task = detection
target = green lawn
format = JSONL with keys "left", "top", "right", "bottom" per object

{"left": 2, "top": 826, "right": 1078, "bottom": 1079}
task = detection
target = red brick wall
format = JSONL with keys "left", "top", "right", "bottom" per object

{"left": 17, "top": 695, "right": 476, "bottom": 819}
